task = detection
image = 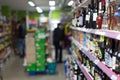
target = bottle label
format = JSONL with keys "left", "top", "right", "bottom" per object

{"left": 93, "top": 13, "right": 97, "bottom": 21}
{"left": 78, "top": 15, "right": 83, "bottom": 26}
{"left": 86, "top": 15, "right": 90, "bottom": 21}
{"left": 105, "top": 51, "right": 112, "bottom": 67}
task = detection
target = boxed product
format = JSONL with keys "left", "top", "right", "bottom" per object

{"left": 26, "top": 63, "right": 36, "bottom": 71}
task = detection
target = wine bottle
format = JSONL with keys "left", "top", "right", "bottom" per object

{"left": 96, "top": 11, "right": 103, "bottom": 29}
{"left": 104, "top": 38, "right": 112, "bottom": 68}
{"left": 114, "top": 40, "right": 120, "bottom": 74}
{"left": 94, "top": 66, "right": 105, "bottom": 80}
{"left": 110, "top": 5, "right": 114, "bottom": 30}
{"left": 102, "top": 0, "right": 106, "bottom": 13}
{"left": 85, "top": 11, "right": 90, "bottom": 28}
{"left": 107, "top": 5, "right": 111, "bottom": 30}
{"left": 117, "top": 2, "right": 120, "bottom": 31}
{"left": 73, "top": 63, "right": 78, "bottom": 80}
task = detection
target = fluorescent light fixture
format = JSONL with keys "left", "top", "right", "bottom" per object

{"left": 28, "top": 1, "right": 35, "bottom": 7}
{"left": 68, "top": 0, "right": 73, "bottom": 6}
{"left": 36, "top": 7, "right": 43, "bottom": 13}
{"left": 49, "top": 0, "right": 55, "bottom": 6}
{"left": 50, "top": 6, "right": 55, "bottom": 10}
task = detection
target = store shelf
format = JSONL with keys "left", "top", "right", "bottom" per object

{"left": 0, "top": 44, "right": 10, "bottom": 52}
{"left": 72, "top": 49, "right": 94, "bottom": 80}
{"left": 72, "top": 37, "right": 120, "bottom": 80}
{"left": 72, "top": 0, "right": 90, "bottom": 12}
{"left": 0, "top": 32, "right": 9, "bottom": 38}
{"left": 71, "top": 27, "right": 120, "bottom": 40}
{"left": 0, "top": 50, "right": 11, "bottom": 62}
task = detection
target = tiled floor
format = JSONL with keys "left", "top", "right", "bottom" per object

{"left": 1, "top": 49, "right": 68, "bottom": 80}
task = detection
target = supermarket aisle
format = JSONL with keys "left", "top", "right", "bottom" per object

{"left": 2, "top": 49, "right": 68, "bottom": 80}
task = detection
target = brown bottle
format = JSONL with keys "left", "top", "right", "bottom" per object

{"left": 107, "top": 6, "right": 111, "bottom": 30}
{"left": 110, "top": 6, "right": 114, "bottom": 30}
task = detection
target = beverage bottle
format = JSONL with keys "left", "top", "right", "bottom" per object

{"left": 110, "top": 6, "right": 114, "bottom": 30}
{"left": 104, "top": 38, "right": 112, "bottom": 68}
{"left": 96, "top": 11, "right": 103, "bottom": 29}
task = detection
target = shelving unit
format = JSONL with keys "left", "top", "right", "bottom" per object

{"left": 72, "top": 0, "right": 90, "bottom": 12}
{"left": 71, "top": 27, "right": 120, "bottom": 40}
{"left": 69, "top": 0, "right": 120, "bottom": 79}
{"left": 72, "top": 49, "right": 94, "bottom": 80}
{"left": 71, "top": 37, "right": 120, "bottom": 80}
{"left": 0, "top": 16, "right": 12, "bottom": 62}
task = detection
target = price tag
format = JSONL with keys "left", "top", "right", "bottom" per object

{"left": 111, "top": 75, "right": 117, "bottom": 80}
{"left": 94, "top": 59, "right": 99, "bottom": 65}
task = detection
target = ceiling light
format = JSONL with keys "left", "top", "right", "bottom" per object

{"left": 50, "top": 6, "right": 55, "bottom": 10}
{"left": 36, "top": 7, "right": 43, "bottom": 13}
{"left": 68, "top": 0, "right": 73, "bottom": 6}
{"left": 49, "top": 0, "right": 55, "bottom": 6}
{"left": 28, "top": 1, "right": 35, "bottom": 7}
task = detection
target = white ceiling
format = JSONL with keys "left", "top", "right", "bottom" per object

{"left": 0, "top": 0, "right": 63, "bottom": 11}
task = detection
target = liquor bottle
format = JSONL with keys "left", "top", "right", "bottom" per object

{"left": 85, "top": 11, "right": 90, "bottom": 28}
{"left": 117, "top": 2, "right": 120, "bottom": 31}
{"left": 94, "top": 66, "right": 105, "bottom": 80}
{"left": 93, "top": 9, "right": 97, "bottom": 29}
{"left": 104, "top": 38, "right": 112, "bottom": 68}
{"left": 102, "top": 11, "right": 108, "bottom": 29}
{"left": 76, "top": 10, "right": 81, "bottom": 27}
{"left": 110, "top": 5, "right": 114, "bottom": 30}
{"left": 91, "top": 0, "right": 95, "bottom": 10}
{"left": 102, "top": 0, "right": 106, "bottom": 13}
{"left": 115, "top": 52, "right": 120, "bottom": 74}
{"left": 89, "top": 5, "right": 94, "bottom": 29}
{"left": 113, "top": 40, "right": 120, "bottom": 74}
{"left": 107, "top": 5, "right": 111, "bottom": 30}
{"left": 99, "top": 36, "right": 106, "bottom": 61}
{"left": 96, "top": 11, "right": 103, "bottom": 29}
{"left": 78, "top": 12, "right": 84, "bottom": 27}
{"left": 78, "top": 50, "right": 83, "bottom": 62}
{"left": 73, "top": 63, "right": 78, "bottom": 80}
{"left": 90, "top": 61, "right": 95, "bottom": 77}
{"left": 85, "top": 57, "right": 90, "bottom": 71}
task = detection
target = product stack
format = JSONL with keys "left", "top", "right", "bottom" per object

{"left": 26, "top": 32, "right": 36, "bottom": 72}
{"left": 35, "top": 28, "right": 46, "bottom": 71}
{"left": 26, "top": 28, "right": 46, "bottom": 74}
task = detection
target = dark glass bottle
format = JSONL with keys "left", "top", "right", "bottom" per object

{"left": 102, "top": 0, "right": 106, "bottom": 13}
{"left": 104, "top": 38, "right": 112, "bottom": 68}
{"left": 78, "top": 50, "right": 83, "bottom": 62}
{"left": 114, "top": 40, "right": 120, "bottom": 74}
{"left": 85, "top": 11, "right": 90, "bottom": 28}
{"left": 92, "top": 9, "right": 97, "bottom": 29}
{"left": 73, "top": 63, "right": 78, "bottom": 80}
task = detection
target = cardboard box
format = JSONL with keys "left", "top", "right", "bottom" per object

{"left": 26, "top": 54, "right": 36, "bottom": 63}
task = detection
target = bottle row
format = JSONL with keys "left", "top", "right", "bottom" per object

{"left": 65, "top": 56, "right": 88, "bottom": 80}
{"left": 72, "top": 30, "right": 120, "bottom": 75}
{"left": 65, "top": 54, "right": 111, "bottom": 80}
{"left": 72, "top": 0, "right": 120, "bottom": 31}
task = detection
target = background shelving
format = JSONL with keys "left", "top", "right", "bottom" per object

{"left": 71, "top": 37, "right": 120, "bottom": 80}
{"left": 72, "top": 50, "right": 94, "bottom": 80}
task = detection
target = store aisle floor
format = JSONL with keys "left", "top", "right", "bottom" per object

{"left": 2, "top": 49, "right": 68, "bottom": 80}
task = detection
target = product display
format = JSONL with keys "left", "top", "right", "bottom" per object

{"left": 26, "top": 28, "right": 46, "bottom": 72}
{"left": 70, "top": 0, "right": 120, "bottom": 80}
